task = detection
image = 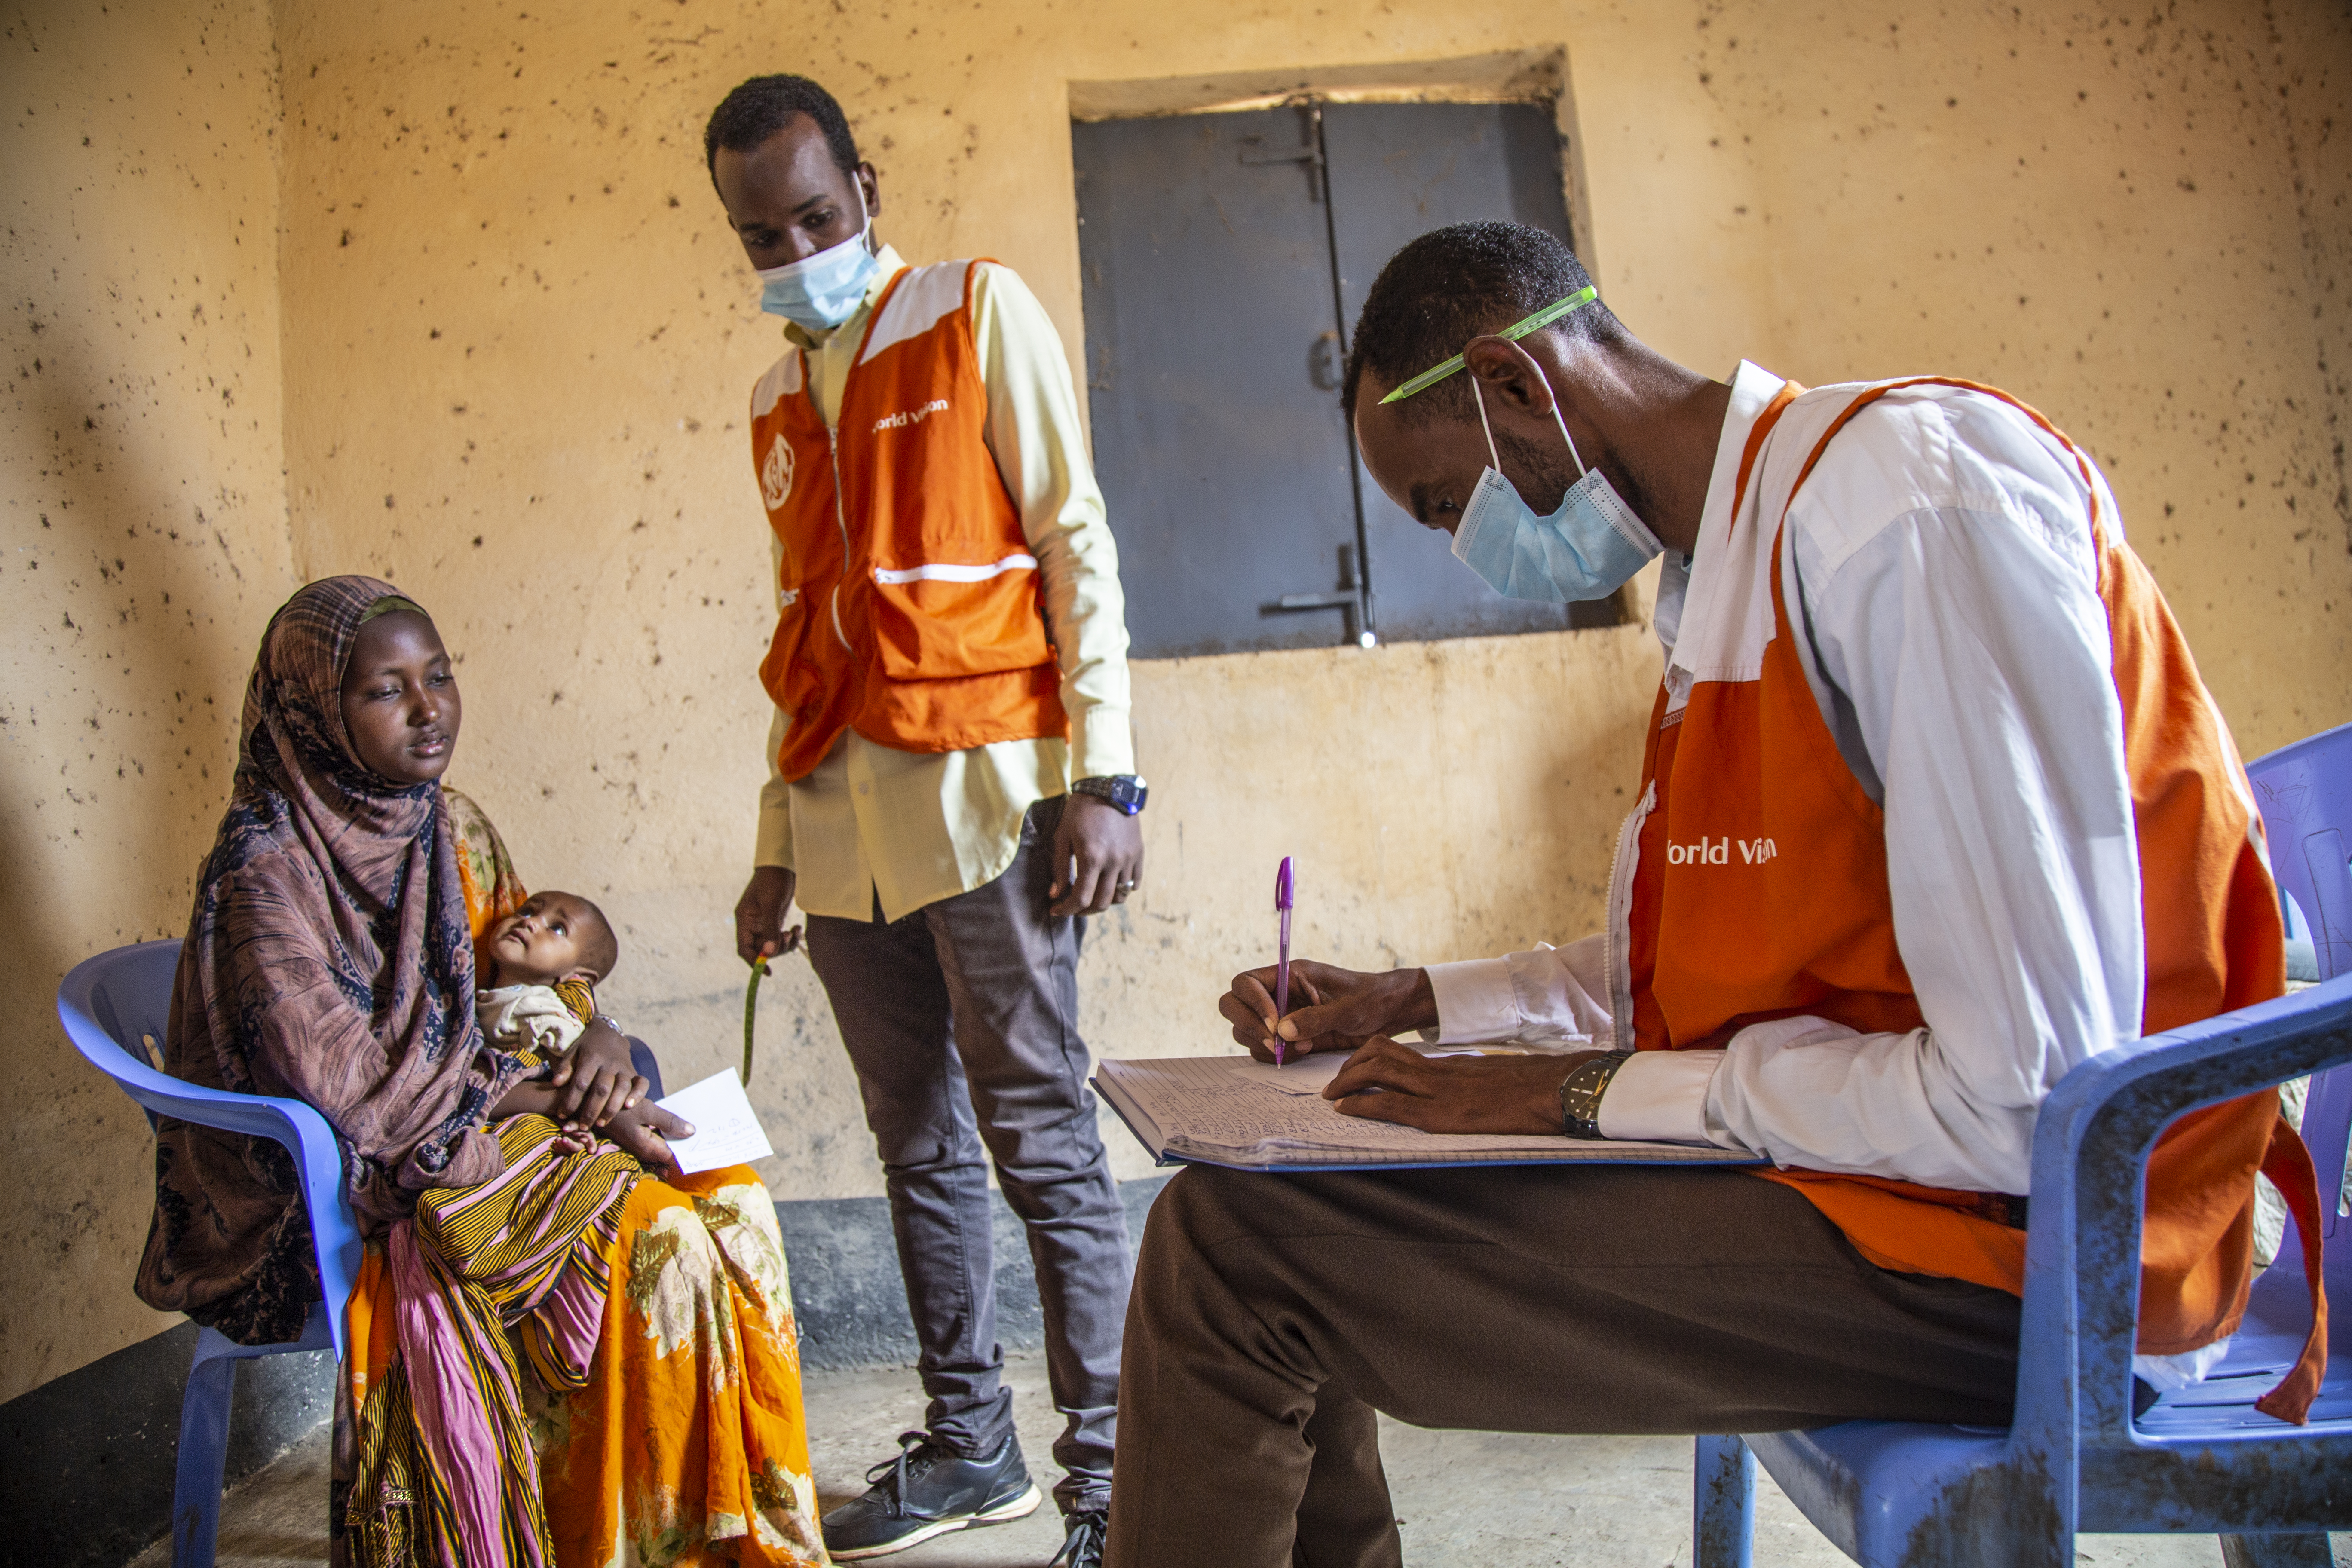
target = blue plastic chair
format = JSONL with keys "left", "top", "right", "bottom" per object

{"left": 1693, "top": 977, "right": 2351, "bottom": 1567}
{"left": 2251, "top": 721, "right": 2352, "bottom": 985}
{"left": 58, "top": 939, "right": 360, "bottom": 1568}
{"left": 1692, "top": 724, "right": 2352, "bottom": 1568}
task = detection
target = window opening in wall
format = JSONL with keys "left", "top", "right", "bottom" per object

{"left": 1074, "top": 94, "right": 1621, "bottom": 659}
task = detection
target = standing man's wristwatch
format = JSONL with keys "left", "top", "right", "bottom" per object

{"left": 1558, "top": 1051, "right": 1634, "bottom": 1139}
{"left": 1071, "top": 775, "right": 1148, "bottom": 816}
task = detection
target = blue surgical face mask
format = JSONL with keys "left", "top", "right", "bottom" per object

{"left": 1449, "top": 376, "right": 1662, "bottom": 602}
{"left": 755, "top": 187, "right": 880, "bottom": 331}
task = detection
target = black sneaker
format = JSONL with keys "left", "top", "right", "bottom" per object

{"left": 1048, "top": 1508, "right": 1107, "bottom": 1568}
{"left": 821, "top": 1429, "right": 1042, "bottom": 1560}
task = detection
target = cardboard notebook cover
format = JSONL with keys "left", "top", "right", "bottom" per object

{"left": 1094, "top": 1054, "right": 1767, "bottom": 1174}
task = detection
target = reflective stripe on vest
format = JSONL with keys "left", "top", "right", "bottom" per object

{"left": 750, "top": 260, "right": 1065, "bottom": 781}
{"left": 1622, "top": 376, "right": 2324, "bottom": 1420}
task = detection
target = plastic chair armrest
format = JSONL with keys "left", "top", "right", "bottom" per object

{"left": 2012, "top": 974, "right": 2352, "bottom": 1458}
{"left": 101, "top": 1067, "right": 359, "bottom": 1361}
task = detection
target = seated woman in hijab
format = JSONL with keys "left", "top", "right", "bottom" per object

{"left": 133, "top": 576, "right": 828, "bottom": 1568}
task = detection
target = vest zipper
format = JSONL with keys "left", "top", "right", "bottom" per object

{"left": 1602, "top": 778, "right": 1656, "bottom": 1046}
{"left": 826, "top": 424, "right": 854, "bottom": 655}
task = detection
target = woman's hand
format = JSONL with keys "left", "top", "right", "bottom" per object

{"left": 1323, "top": 1037, "right": 1605, "bottom": 1135}
{"left": 596, "top": 1098, "right": 695, "bottom": 1175}
{"left": 487, "top": 1079, "right": 691, "bottom": 1169}
{"left": 552, "top": 1019, "right": 644, "bottom": 1132}
{"left": 1218, "top": 960, "right": 1439, "bottom": 1062}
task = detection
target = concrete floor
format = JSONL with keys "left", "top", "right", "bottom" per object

{"left": 136, "top": 1355, "right": 2278, "bottom": 1567}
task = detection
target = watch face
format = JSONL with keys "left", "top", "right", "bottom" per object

{"left": 1077, "top": 776, "right": 1147, "bottom": 813}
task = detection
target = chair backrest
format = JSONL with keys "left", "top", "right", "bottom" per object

{"left": 2248, "top": 722, "right": 2352, "bottom": 1247}
{"left": 2248, "top": 720, "right": 2352, "bottom": 983}
{"left": 2309, "top": 1063, "right": 2352, "bottom": 1252}
{"left": 59, "top": 940, "right": 186, "bottom": 1132}
{"left": 59, "top": 939, "right": 362, "bottom": 1359}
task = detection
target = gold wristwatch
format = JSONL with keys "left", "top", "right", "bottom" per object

{"left": 1557, "top": 1051, "right": 1634, "bottom": 1139}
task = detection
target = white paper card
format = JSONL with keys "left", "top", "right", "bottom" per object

{"left": 655, "top": 1069, "right": 774, "bottom": 1175}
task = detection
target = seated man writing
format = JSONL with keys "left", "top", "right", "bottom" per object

{"left": 1102, "top": 222, "right": 2323, "bottom": 1568}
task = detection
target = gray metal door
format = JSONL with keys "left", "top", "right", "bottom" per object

{"left": 1074, "top": 99, "right": 1609, "bottom": 658}
{"left": 1073, "top": 108, "right": 1361, "bottom": 658}
{"left": 1323, "top": 100, "right": 1613, "bottom": 642}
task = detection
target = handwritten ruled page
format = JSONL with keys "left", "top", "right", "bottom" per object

{"left": 1097, "top": 1057, "right": 1762, "bottom": 1170}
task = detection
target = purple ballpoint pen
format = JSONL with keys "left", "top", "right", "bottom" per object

{"left": 1274, "top": 856, "right": 1295, "bottom": 1066}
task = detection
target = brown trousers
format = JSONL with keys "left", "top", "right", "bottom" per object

{"left": 1103, "top": 1163, "right": 2022, "bottom": 1568}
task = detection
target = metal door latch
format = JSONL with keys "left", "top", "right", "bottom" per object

{"left": 1268, "top": 543, "right": 1377, "bottom": 646}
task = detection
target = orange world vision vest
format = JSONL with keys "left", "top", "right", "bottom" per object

{"left": 749, "top": 260, "right": 1065, "bottom": 780}
{"left": 1626, "top": 377, "right": 2328, "bottom": 1421}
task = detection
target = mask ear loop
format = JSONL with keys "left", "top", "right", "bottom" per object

{"left": 1473, "top": 363, "right": 1590, "bottom": 482}
{"left": 1549, "top": 393, "right": 1589, "bottom": 481}
{"left": 1470, "top": 374, "right": 1502, "bottom": 470}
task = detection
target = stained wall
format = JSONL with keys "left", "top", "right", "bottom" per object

{"left": 0, "top": 0, "right": 297, "bottom": 1403}
{"left": 3, "top": 0, "right": 2347, "bottom": 1401}
{"left": 265, "top": 0, "right": 2352, "bottom": 1210}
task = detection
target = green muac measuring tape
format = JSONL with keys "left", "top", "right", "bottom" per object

{"left": 743, "top": 957, "right": 769, "bottom": 1084}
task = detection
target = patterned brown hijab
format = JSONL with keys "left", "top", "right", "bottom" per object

{"left": 136, "top": 576, "right": 530, "bottom": 1345}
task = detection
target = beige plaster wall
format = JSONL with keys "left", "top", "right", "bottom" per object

{"left": 265, "top": 0, "right": 2351, "bottom": 1216}
{"left": 6, "top": 0, "right": 2347, "bottom": 1399}
{"left": 0, "top": 0, "right": 295, "bottom": 1401}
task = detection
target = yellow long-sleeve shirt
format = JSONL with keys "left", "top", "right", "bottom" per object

{"left": 752, "top": 245, "right": 1134, "bottom": 922}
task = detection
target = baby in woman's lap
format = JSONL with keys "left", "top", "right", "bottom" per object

{"left": 476, "top": 889, "right": 667, "bottom": 1147}
{"left": 478, "top": 889, "right": 619, "bottom": 1055}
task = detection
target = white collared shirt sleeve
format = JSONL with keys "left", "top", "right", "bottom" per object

{"left": 970, "top": 263, "right": 1135, "bottom": 781}
{"left": 755, "top": 531, "right": 796, "bottom": 869}
{"left": 1424, "top": 935, "right": 1617, "bottom": 1046}
{"left": 1697, "top": 392, "right": 2145, "bottom": 1192}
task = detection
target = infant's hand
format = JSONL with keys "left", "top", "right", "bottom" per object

{"left": 552, "top": 1019, "right": 641, "bottom": 1130}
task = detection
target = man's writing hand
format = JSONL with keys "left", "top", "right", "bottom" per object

{"left": 1050, "top": 792, "right": 1143, "bottom": 917}
{"left": 1218, "top": 961, "right": 1439, "bottom": 1063}
{"left": 735, "top": 865, "right": 805, "bottom": 966}
{"left": 1323, "top": 1037, "right": 1605, "bottom": 1135}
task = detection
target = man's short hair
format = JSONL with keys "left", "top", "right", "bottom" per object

{"left": 704, "top": 74, "right": 861, "bottom": 182}
{"left": 1340, "top": 221, "right": 1616, "bottom": 428}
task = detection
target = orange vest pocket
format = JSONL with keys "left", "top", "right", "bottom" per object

{"left": 867, "top": 562, "right": 1055, "bottom": 681}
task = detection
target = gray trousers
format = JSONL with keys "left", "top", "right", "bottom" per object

{"left": 805, "top": 795, "right": 1131, "bottom": 1514}
{"left": 1105, "top": 1163, "right": 2024, "bottom": 1567}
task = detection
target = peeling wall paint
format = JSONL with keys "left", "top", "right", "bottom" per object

{"left": 1, "top": 0, "right": 296, "bottom": 1403}
{"left": 4, "top": 0, "right": 2346, "bottom": 1402}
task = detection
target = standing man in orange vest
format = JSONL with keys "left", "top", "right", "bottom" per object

{"left": 706, "top": 76, "right": 1142, "bottom": 1568}
{"left": 1102, "top": 222, "right": 2322, "bottom": 1566}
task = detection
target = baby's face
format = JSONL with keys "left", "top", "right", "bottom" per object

{"left": 487, "top": 892, "right": 599, "bottom": 987}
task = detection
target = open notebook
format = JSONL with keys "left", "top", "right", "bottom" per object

{"left": 1095, "top": 1054, "right": 1766, "bottom": 1173}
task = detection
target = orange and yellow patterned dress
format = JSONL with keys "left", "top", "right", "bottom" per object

{"left": 335, "top": 789, "right": 827, "bottom": 1568}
